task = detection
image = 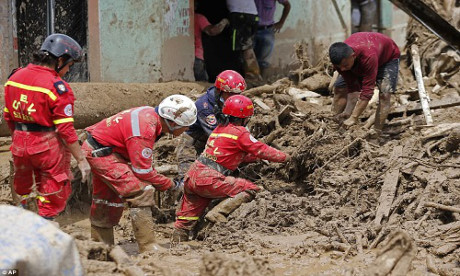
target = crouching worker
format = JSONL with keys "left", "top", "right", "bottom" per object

{"left": 173, "top": 95, "right": 290, "bottom": 242}
{"left": 82, "top": 95, "right": 197, "bottom": 253}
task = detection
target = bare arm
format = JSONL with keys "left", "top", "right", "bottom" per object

{"left": 203, "top": 18, "right": 229, "bottom": 36}
{"left": 273, "top": 1, "right": 291, "bottom": 33}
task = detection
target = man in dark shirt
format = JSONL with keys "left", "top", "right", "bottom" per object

{"left": 329, "top": 32, "right": 400, "bottom": 136}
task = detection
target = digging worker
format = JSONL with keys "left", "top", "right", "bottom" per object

{"left": 329, "top": 32, "right": 400, "bottom": 137}
{"left": 3, "top": 33, "right": 91, "bottom": 221}
{"left": 172, "top": 95, "right": 290, "bottom": 241}
{"left": 176, "top": 70, "right": 247, "bottom": 176}
{"left": 82, "top": 95, "right": 197, "bottom": 253}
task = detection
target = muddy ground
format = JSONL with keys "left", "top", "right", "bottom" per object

{"left": 1, "top": 3, "right": 460, "bottom": 274}
{"left": 0, "top": 69, "right": 458, "bottom": 275}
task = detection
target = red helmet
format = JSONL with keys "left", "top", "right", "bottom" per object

{"left": 222, "top": 95, "right": 254, "bottom": 118}
{"left": 215, "top": 70, "right": 246, "bottom": 93}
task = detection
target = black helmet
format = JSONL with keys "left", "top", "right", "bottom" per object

{"left": 40, "top": 33, "right": 83, "bottom": 62}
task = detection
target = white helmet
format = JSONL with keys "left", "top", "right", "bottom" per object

{"left": 158, "top": 94, "right": 197, "bottom": 127}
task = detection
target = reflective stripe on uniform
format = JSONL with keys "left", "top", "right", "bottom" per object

{"left": 3, "top": 107, "right": 9, "bottom": 113}
{"left": 92, "top": 198, "right": 125, "bottom": 207}
{"left": 177, "top": 216, "right": 199, "bottom": 221}
{"left": 210, "top": 133, "right": 238, "bottom": 140}
{"left": 22, "top": 194, "right": 50, "bottom": 203}
{"left": 37, "top": 195, "right": 51, "bottom": 203}
{"left": 132, "top": 166, "right": 153, "bottom": 174}
{"left": 5, "top": 80, "right": 57, "bottom": 101}
{"left": 53, "top": 117, "right": 74, "bottom": 125}
{"left": 130, "top": 106, "right": 150, "bottom": 137}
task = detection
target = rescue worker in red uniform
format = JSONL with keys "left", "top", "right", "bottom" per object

{"left": 3, "top": 34, "right": 91, "bottom": 220}
{"left": 176, "top": 70, "right": 247, "bottom": 176}
{"left": 173, "top": 95, "right": 290, "bottom": 241}
{"left": 82, "top": 94, "right": 197, "bottom": 253}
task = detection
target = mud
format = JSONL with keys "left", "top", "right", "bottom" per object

{"left": 1, "top": 5, "right": 459, "bottom": 275}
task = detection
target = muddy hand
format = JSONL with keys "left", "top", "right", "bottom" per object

{"left": 273, "top": 22, "right": 283, "bottom": 33}
{"left": 333, "top": 112, "right": 350, "bottom": 124}
{"left": 78, "top": 159, "right": 91, "bottom": 182}
{"left": 343, "top": 116, "right": 358, "bottom": 129}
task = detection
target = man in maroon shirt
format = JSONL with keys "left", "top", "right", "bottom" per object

{"left": 329, "top": 32, "right": 400, "bottom": 136}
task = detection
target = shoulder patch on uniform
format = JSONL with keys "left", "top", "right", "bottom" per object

{"left": 54, "top": 81, "right": 68, "bottom": 95}
{"left": 205, "top": 114, "right": 217, "bottom": 125}
{"left": 64, "top": 104, "right": 73, "bottom": 116}
{"left": 203, "top": 102, "right": 208, "bottom": 109}
{"left": 141, "top": 148, "right": 153, "bottom": 158}
{"left": 249, "top": 134, "right": 258, "bottom": 143}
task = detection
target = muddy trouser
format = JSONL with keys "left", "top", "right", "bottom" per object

{"left": 229, "top": 12, "right": 259, "bottom": 51}
{"left": 334, "top": 59, "right": 400, "bottom": 94}
{"left": 193, "top": 57, "right": 209, "bottom": 82}
{"left": 174, "top": 161, "right": 259, "bottom": 230}
{"left": 11, "top": 131, "right": 72, "bottom": 218}
{"left": 82, "top": 141, "right": 154, "bottom": 228}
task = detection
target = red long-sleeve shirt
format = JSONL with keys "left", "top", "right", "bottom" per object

{"left": 202, "top": 123, "right": 287, "bottom": 171}
{"left": 86, "top": 106, "right": 173, "bottom": 191}
{"left": 336, "top": 32, "right": 400, "bottom": 100}
{"left": 3, "top": 64, "right": 78, "bottom": 144}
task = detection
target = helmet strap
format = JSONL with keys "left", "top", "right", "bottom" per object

{"left": 55, "top": 57, "right": 73, "bottom": 73}
{"left": 165, "top": 119, "right": 183, "bottom": 132}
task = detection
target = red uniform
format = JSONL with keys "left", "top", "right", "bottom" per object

{"left": 336, "top": 32, "right": 400, "bottom": 100}
{"left": 175, "top": 123, "right": 286, "bottom": 230}
{"left": 83, "top": 106, "right": 173, "bottom": 228}
{"left": 3, "top": 64, "right": 78, "bottom": 218}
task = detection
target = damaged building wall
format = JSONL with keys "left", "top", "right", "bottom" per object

{"left": 0, "top": 0, "right": 407, "bottom": 83}
{"left": 91, "top": 0, "right": 193, "bottom": 83}
{"left": 0, "top": 0, "right": 18, "bottom": 84}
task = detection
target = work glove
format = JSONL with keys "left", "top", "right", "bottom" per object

{"left": 284, "top": 153, "right": 292, "bottom": 163}
{"left": 172, "top": 177, "right": 184, "bottom": 193}
{"left": 78, "top": 159, "right": 91, "bottom": 183}
{"left": 164, "top": 177, "right": 184, "bottom": 206}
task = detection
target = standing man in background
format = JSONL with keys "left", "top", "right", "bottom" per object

{"left": 226, "top": 0, "right": 262, "bottom": 83}
{"left": 254, "top": 0, "right": 291, "bottom": 79}
{"left": 351, "top": 0, "right": 377, "bottom": 33}
{"left": 194, "top": 0, "right": 230, "bottom": 81}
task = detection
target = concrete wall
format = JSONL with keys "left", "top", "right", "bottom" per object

{"left": 90, "top": 0, "right": 193, "bottom": 83}
{"left": 0, "top": 0, "right": 18, "bottom": 84}
{"left": 380, "top": 0, "right": 409, "bottom": 48}
{"left": 0, "top": 0, "right": 408, "bottom": 83}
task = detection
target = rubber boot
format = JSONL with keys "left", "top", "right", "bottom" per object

{"left": 171, "top": 228, "right": 190, "bottom": 243}
{"left": 205, "top": 192, "right": 254, "bottom": 223}
{"left": 243, "top": 49, "right": 262, "bottom": 83}
{"left": 130, "top": 207, "right": 165, "bottom": 253}
{"left": 91, "top": 225, "right": 115, "bottom": 245}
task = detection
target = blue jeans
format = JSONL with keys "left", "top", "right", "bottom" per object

{"left": 254, "top": 27, "right": 275, "bottom": 69}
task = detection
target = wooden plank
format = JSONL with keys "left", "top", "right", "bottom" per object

{"left": 374, "top": 145, "right": 403, "bottom": 226}
{"left": 389, "top": 0, "right": 460, "bottom": 53}
{"left": 254, "top": 97, "right": 271, "bottom": 110}
{"left": 389, "top": 97, "right": 460, "bottom": 117}
{"left": 411, "top": 44, "right": 433, "bottom": 125}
